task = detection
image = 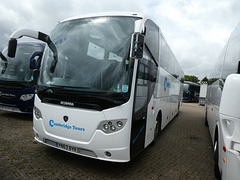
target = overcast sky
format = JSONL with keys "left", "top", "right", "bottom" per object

{"left": 1, "top": 0, "right": 240, "bottom": 80}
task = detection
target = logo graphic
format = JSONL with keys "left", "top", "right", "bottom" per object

{"left": 60, "top": 101, "right": 74, "bottom": 106}
{"left": 164, "top": 77, "right": 168, "bottom": 92}
{"left": 164, "top": 77, "right": 174, "bottom": 91}
{"left": 49, "top": 119, "right": 85, "bottom": 131}
{"left": 63, "top": 116, "right": 68, "bottom": 122}
{"left": 0, "top": 91, "right": 16, "bottom": 98}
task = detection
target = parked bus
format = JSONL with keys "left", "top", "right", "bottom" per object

{"left": 183, "top": 81, "right": 200, "bottom": 102}
{"left": 205, "top": 23, "right": 240, "bottom": 179}
{"left": 0, "top": 42, "right": 44, "bottom": 114}
{"left": 7, "top": 12, "right": 184, "bottom": 162}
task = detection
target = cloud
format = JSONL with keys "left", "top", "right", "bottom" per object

{"left": 0, "top": 0, "right": 240, "bottom": 80}
{"left": 141, "top": 0, "right": 240, "bottom": 79}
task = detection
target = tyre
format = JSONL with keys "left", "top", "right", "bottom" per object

{"left": 205, "top": 110, "right": 209, "bottom": 127}
{"left": 151, "top": 113, "right": 162, "bottom": 146}
{"left": 154, "top": 118, "right": 161, "bottom": 139}
{"left": 214, "top": 139, "right": 221, "bottom": 179}
{"left": 176, "top": 101, "right": 180, "bottom": 117}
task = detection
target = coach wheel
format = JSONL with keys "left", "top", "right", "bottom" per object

{"left": 205, "top": 110, "right": 209, "bottom": 127}
{"left": 154, "top": 119, "right": 160, "bottom": 139}
{"left": 154, "top": 113, "right": 162, "bottom": 139}
{"left": 214, "top": 139, "right": 221, "bottom": 179}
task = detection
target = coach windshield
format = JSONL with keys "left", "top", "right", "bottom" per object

{"left": 0, "top": 44, "right": 43, "bottom": 83}
{"left": 37, "top": 16, "right": 140, "bottom": 109}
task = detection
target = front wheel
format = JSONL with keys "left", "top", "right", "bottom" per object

{"left": 150, "top": 114, "right": 162, "bottom": 146}
{"left": 214, "top": 140, "right": 221, "bottom": 179}
{"left": 154, "top": 119, "right": 161, "bottom": 139}
{"left": 205, "top": 110, "right": 209, "bottom": 127}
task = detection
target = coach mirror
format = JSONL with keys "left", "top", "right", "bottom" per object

{"left": 0, "top": 52, "right": 7, "bottom": 74}
{"left": 238, "top": 61, "right": 240, "bottom": 74}
{"left": 7, "top": 38, "right": 17, "bottom": 58}
{"left": 130, "top": 33, "right": 144, "bottom": 59}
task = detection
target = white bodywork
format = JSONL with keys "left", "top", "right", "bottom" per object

{"left": 8, "top": 12, "right": 183, "bottom": 162}
{"left": 218, "top": 74, "right": 240, "bottom": 180}
{"left": 207, "top": 74, "right": 240, "bottom": 179}
{"left": 33, "top": 94, "right": 134, "bottom": 162}
{"left": 206, "top": 22, "right": 240, "bottom": 179}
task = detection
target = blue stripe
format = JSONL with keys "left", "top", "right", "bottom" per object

{"left": 132, "top": 125, "right": 145, "bottom": 144}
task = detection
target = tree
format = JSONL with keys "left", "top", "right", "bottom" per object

{"left": 200, "top": 76, "right": 208, "bottom": 84}
{"left": 184, "top": 75, "right": 199, "bottom": 83}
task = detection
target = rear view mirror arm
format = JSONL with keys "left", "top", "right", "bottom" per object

{"left": 0, "top": 52, "right": 7, "bottom": 74}
{"left": 8, "top": 29, "right": 58, "bottom": 73}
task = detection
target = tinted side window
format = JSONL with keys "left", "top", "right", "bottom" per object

{"left": 159, "top": 35, "right": 184, "bottom": 81}
{"left": 208, "top": 44, "right": 227, "bottom": 85}
{"left": 222, "top": 24, "right": 240, "bottom": 79}
{"left": 159, "top": 37, "right": 169, "bottom": 70}
{"left": 145, "top": 20, "right": 159, "bottom": 63}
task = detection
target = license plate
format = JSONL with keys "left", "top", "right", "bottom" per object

{"left": 56, "top": 143, "right": 77, "bottom": 153}
{"left": 0, "top": 105, "right": 20, "bottom": 112}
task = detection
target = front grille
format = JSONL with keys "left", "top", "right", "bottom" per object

{"left": 37, "top": 90, "right": 127, "bottom": 111}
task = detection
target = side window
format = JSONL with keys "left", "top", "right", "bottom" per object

{"left": 134, "top": 51, "right": 157, "bottom": 113}
{"left": 214, "top": 46, "right": 226, "bottom": 79}
{"left": 222, "top": 25, "right": 240, "bottom": 79}
{"left": 145, "top": 20, "right": 159, "bottom": 63}
{"left": 210, "top": 80, "right": 222, "bottom": 106}
{"left": 159, "top": 35, "right": 183, "bottom": 81}
{"left": 134, "top": 61, "right": 149, "bottom": 113}
{"left": 160, "top": 37, "right": 169, "bottom": 70}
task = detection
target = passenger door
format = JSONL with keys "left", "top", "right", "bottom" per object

{"left": 130, "top": 57, "right": 157, "bottom": 159}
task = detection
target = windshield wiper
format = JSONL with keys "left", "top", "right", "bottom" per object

{"left": 0, "top": 52, "right": 7, "bottom": 74}
{"left": 37, "top": 85, "right": 90, "bottom": 94}
{"left": 90, "top": 95, "right": 124, "bottom": 105}
{"left": 50, "top": 85, "right": 91, "bottom": 89}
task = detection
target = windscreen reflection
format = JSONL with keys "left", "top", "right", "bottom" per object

{"left": 40, "top": 16, "right": 139, "bottom": 93}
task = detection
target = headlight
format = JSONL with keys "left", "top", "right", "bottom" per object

{"left": 34, "top": 106, "right": 42, "bottom": 119}
{"left": 117, "top": 121, "right": 123, "bottom": 127}
{"left": 97, "top": 119, "right": 127, "bottom": 134}
{"left": 20, "top": 94, "right": 34, "bottom": 101}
